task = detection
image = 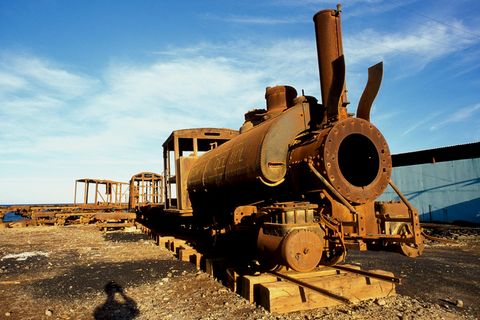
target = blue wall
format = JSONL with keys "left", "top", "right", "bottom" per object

{"left": 381, "top": 158, "right": 480, "bottom": 223}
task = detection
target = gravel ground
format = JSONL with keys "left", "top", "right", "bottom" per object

{"left": 346, "top": 242, "right": 480, "bottom": 318}
{"left": 0, "top": 225, "right": 478, "bottom": 319}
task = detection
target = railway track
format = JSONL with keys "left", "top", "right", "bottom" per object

{"left": 136, "top": 222, "right": 398, "bottom": 313}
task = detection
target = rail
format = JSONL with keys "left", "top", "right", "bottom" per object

{"left": 267, "top": 270, "right": 351, "bottom": 303}
{"left": 331, "top": 265, "right": 401, "bottom": 284}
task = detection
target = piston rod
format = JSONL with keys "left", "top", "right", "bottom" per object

{"left": 308, "top": 160, "right": 358, "bottom": 215}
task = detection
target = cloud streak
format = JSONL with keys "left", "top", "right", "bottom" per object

{"left": 344, "top": 20, "right": 478, "bottom": 70}
{"left": 430, "top": 103, "right": 480, "bottom": 131}
{"left": 0, "top": 54, "right": 100, "bottom": 99}
{"left": 201, "top": 13, "right": 307, "bottom": 25}
{"left": 0, "top": 36, "right": 319, "bottom": 203}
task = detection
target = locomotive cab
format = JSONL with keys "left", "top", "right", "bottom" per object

{"left": 162, "top": 128, "right": 238, "bottom": 216}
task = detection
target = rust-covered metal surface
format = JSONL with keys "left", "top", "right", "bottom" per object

{"left": 289, "top": 117, "right": 392, "bottom": 204}
{"left": 164, "top": 5, "right": 424, "bottom": 272}
{"left": 129, "top": 172, "right": 164, "bottom": 210}
{"left": 162, "top": 128, "right": 238, "bottom": 215}
{"left": 313, "top": 8, "right": 348, "bottom": 122}
{"left": 74, "top": 178, "right": 129, "bottom": 209}
{"left": 2, "top": 178, "right": 137, "bottom": 228}
{"left": 1, "top": 204, "right": 135, "bottom": 228}
{"left": 188, "top": 92, "right": 311, "bottom": 190}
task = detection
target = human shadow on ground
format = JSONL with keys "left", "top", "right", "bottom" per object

{"left": 30, "top": 259, "right": 194, "bottom": 299}
{"left": 93, "top": 281, "right": 139, "bottom": 320}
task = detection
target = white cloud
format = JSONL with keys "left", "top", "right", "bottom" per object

{"left": 201, "top": 13, "right": 307, "bottom": 25}
{"left": 0, "top": 54, "right": 101, "bottom": 159}
{"left": 0, "top": 55, "right": 100, "bottom": 98}
{"left": 2, "top": 95, "right": 63, "bottom": 113}
{"left": 0, "top": 72, "right": 28, "bottom": 94}
{"left": 273, "top": 0, "right": 417, "bottom": 16}
{"left": 0, "top": 39, "right": 322, "bottom": 203}
{"left": 401, "top": 111, "right": 443, "bottom": 136}
{"left": 343, "top": 0, "right": 418, "bottom": 17}
{"left": 1, "top": 12, "right": 478, "bottom": 203}
{"left": 96, "top": 57, "right": 263, "bottom": 116}
{"left": 344, "top": 20, "right": 478, "bottom": 70}
{"left": 153, "top": 39, "right": 318, "bottom": 90}
{"left": 446, "top": 47, "right": 480, "bottom": 78}
{"left": 1, "top": 30, "right": 475, "bottom": 166}
{"left": 275, "top": 0, "right": 384, "bottom": 5}
{"left": 430, "top": 103, "right": 480, "bottom": 131}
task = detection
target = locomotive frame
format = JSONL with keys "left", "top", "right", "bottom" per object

{"left": 148, "top": 5, "right": 424, "bottom": 272}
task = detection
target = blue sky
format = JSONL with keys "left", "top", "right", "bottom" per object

{"left": 1, "top": 0, "right": 479, "bottom": 204}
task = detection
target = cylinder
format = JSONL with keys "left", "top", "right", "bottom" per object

{"left": 257, "top": 226, "right": 324, "bottom": 272}
{"left": 289, "top": 118, "right": 392, "bottom": 204}
{"left": 265, "top": 85, "right": 297, "bottom": 114}
{"left": 187, "top": 102, "right": 310, "bottom": 214}
{"left": 313, "top": 8, "right": 348, "bottom": 119}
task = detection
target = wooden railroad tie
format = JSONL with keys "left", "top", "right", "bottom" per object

{"left": 137, "top": 224, "right": 397, "bottom": 314}
{"left": 155, "top": 234, "right": 204, "bottom": 270}
{"left": 242, "top": 265, "right": 396, "bottom": 314}
{"left": 96, "top": 222, "right": 135, "bottom": 229}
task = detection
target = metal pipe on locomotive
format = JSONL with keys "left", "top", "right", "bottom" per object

{"left": 165, "top": 5, "right": 423, "bottom": 272}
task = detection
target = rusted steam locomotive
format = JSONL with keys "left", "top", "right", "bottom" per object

{"left": 158, "top": 6, "right": 424, "bottom": 272}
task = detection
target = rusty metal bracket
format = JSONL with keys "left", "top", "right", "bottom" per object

{"left": 388, "top": 179, "right": 414, "bottom": 213}
{"left": 356, "top": 62, "right": 383, "bottom": 122}
{"left": 388, "top": 179, "right": 422, "bottom": 247}
{"left": 258, "top": 176, "right": 285, "bottom": 187}
{"left": 327, "top": 55, "right": 347, "bottom": 121}
{"left": 307, "top": 160, "right": 358, "bottom": 215}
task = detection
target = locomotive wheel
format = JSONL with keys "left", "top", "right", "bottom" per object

{"left": 320, "top": 240, "right": 346, "bottom": 266}
{"left": 393, "top": 223, "right": 425, "bottom": 258}
{"left": 281, "top": 229, "right": 323, "bottom": 272}
{"left": 246, "top": 258, "right": 285, "bottom": 276}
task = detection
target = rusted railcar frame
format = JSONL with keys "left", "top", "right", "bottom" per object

{"left": 129, "top": 172, "right": 164, "bottom": 210}
{"left": 74, "top": 178, "right": 129, "bottom": 209}
{"left": 162, "top": 128, "right": 238, "bottom": 215}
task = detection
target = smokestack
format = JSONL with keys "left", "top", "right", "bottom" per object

{"left": 265, "top": 85, "right": 297, "bottom": 114}
{"left": 313, "top": 5, "right": 348, "bottom": 121}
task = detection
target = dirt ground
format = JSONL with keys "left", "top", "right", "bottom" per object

{"left": 346, "top": 226, "right": 480, "bottom": 317}
{"left": 0, "top": 225, "right": 478, "bottom": 320}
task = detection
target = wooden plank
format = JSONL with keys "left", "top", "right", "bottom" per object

{"left": 177, "top": 247, "right": 202, "bottom": 270}
{"left": 204, "top": 258, "right": 225, "bottom": 277}
{"left": 226, "top": 268, "right": 239, "bottom": 293}
{"left": 189, "top": 252, "right": 202, "bottom": 270}
{"left": 0, "top": 280, "right": 21, "bottom": 285}
{"left": 9, "top": 221, "right": 28, "bottom": 228}
{"left": 258, "top": 270, "right": 396, "bottom": 314}
{"left": 169, "top": 239, "right": 187, "bottom": 252}
{"left": 178, "top": 248, "right": 197, "bottom": 262}
{"left": 176, "top": 244, "right": 193, "bottom": 256}
{"left": 158, "top": 236, "right": 175, "bottom": 249}
{"left": 96, "top": 222, "right": 134, "bottom": 228}
{"left": 241, "top": 266, "right": 350, "bottom": 303}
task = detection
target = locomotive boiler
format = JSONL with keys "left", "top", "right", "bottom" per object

{"left": 166, "top": 6, "right": 424, "bottom": 272}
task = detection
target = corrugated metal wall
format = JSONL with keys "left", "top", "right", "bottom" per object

{"left": 381, "top": 158, "right": 480, "bottom": 223}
